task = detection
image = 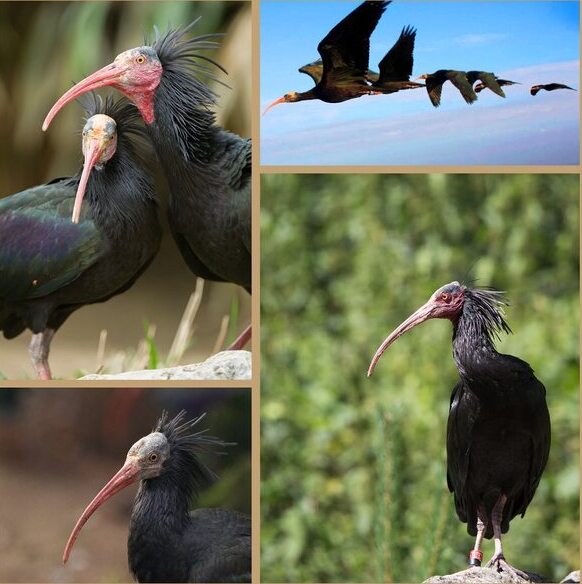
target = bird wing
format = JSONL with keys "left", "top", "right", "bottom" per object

{"left": 187, "top": 508, "right": 251, "bottom": 583}
{"left": 376, "top": 25, "right": 416, "bottom": 83}
{"left": 475, "top": 72, "right": 505, "bottom": 97}
{"left": 0, "top": 181, "right": 105, "bottom": 301}
{"left": 446, "top": 381, "right": 478, "bottom": 524}
{"left": 425, "top": 77, "right": 444, "bottom": 107}
{"left": 448, "top": 72, "right": 478, "bottom": 104}
{"left": 317, "top": 1, "right": 389, "bottom": 88}
{"left": 298, "top": 60, "right": 325, "bottom": 85}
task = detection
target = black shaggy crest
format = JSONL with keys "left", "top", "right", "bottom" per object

{"left": 78, "top": 93, "right": 147, "bottom": 140}
{"left": 150, "top": 21, "right": 229, "bottom": 163}
{"left": 154, "top": 410, "right": 233, "bottom": 494}
{"left": 462, "top": 286, "right": 513, "bottom": 347}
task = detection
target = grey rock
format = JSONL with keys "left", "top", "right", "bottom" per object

{"left": 561, "top": 571, "right": 580, "bottom": 583}
{"left": 80, "top": 350, "right": 251, "bottom": 380}
{"left": 423, "top": 567, "right": 548, "bottom": 584}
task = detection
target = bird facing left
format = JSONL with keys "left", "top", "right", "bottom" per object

{"left": 0, "top": 95, "right": 161, "bottom": 379}
{"left": 63, "top": 410, "right": 252, "bottom": 584}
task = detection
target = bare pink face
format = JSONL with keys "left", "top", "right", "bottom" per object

{"left": 43, "top": 47, "right": 163, "bottom": 130}
{"left": 71, "top": 114, "right": 118, "bottom": 224}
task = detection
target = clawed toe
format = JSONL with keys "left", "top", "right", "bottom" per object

{"left": 485, "top": 555, "right": 529, "bottom": 580}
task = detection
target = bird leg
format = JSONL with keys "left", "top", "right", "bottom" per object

{"left": 485, "top": 494, "right": 529, "bottom": 580}
{"left": 468, "top": 505, "right": 487, "bottom": 567}
{"left": 227, "top": 323, "right": 251, "bottom": 351}
{"left": 29, "top": 329, "right": 55, "bottom": 380}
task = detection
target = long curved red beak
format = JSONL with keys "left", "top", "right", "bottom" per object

{"left": 262, "top": 96, "right": 286, "bottom": 116}
{"left": 43, "top": 63, "right": 123, "bottom": 131}
{"left": 367, "top": 301, "right": 436, "bottom": 377}
{"left": 63, "top": 459, "right": 140, "bottom": 564}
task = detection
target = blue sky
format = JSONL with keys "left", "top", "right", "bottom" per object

{"left": 261, "top": 1, "right": 579, "bottom": 165}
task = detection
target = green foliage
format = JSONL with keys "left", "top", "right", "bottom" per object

{"left": 260, "top": 174, "right": 579, "bottom": 583}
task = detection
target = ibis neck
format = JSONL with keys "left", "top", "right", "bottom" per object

{"left": 451, "top": 302, "right": 498, "bottom": 378}
{"left": 294, "top": 88, "right": 318, "bottom": 102}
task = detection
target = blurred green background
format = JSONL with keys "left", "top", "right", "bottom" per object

{"left": 0, "top": 1, "right": 251, "bottom": 378}
{"left": 260, "top": 174, "right": 579, "bottom": 583}
{"left": 0, "top": 387, "right": 250, "bottom": 582}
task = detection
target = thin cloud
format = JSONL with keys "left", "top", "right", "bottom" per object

{"left": 454, "top": 33, "right": 508, "bottom": 46}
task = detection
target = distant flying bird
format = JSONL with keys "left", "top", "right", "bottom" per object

{"left": 368, "top": 282, "right": 550, "bottom": 579}
{"left": 466, "top": 71, "right": 505, "bottom": 98}
{"left": 296, "top": 25, "right": 423, "bottom": 96}
{"left": 417, "top": 70, "right": 478, "bottom": 107}
{"left": 474, "top": 78, "right": 519, "bottom": 94}
{"left": 0, "top": 96, "right": 160, "bottom": 379}
{"left": 263, "top": 1, "right": 391, "bottom": 113}
{"left": 530, "top": 83, "right": 577, "bottom": 96}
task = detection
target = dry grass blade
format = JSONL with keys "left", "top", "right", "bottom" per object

{"left": 211, "top": 315, "right": 230, "bottom": 355}
{"left": 167, "top": 278, "right": 205, "bottom": 366}
{"left": 95, "top": 329, "right": 108, "bottom": 374}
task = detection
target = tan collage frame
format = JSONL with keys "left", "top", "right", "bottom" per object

{"left": 0, "top": 1, "right": 580, "bottom": 583}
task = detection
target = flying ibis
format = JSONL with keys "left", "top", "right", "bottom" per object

{"left": 42, "top": 20, "right": 252, "bottom": 350}
{"left": 474, "top": 78, "right": 519, "bottom": 94}
{"left": 0, "top": 96, "right": 160, "bottom": 379}
{"left": 63, "top": 410, "right": 251, "bottom": 583}
{"left": 263, "top": 1, "right": 391, "bottom": 112}
{"left": 465, "top": 71, "right": 506, "bottom": 98}
{"left": 530, "top": 83, "right": 577, "bottom": 96}
{"left": 368, "top": 282, "right": 550, "bottom": 579}
{"left": 292, "top": 22, "right": 423, "bottom": 103}
{"left": 417, "top": 70, "right": 478, "bottom": 107}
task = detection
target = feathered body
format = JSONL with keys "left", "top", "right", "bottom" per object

{"left": 150, "top": 27, "right": 251, "bottom": 293}
{"left": 127, "top": 411, "right": 251, "bottom": 583}
{"left": 446, "top": 288, "right": 550, "bottom": 538}
{"left": 0, "top": 97, "right": 160, "bottom": 370}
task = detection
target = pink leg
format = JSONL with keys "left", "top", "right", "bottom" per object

{"left": 485, "top": 494, "right": 529, "bottom": 579}
{"left": 29, "top": 329, "right": 55, "bottom": 380}
{"left": 226, "top": 324, "right": 251, "bottom": 350}
{"left": 469, "top": 505, "right": 487, "bottom": 567}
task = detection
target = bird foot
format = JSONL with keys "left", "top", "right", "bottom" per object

{"left": 485, "top": 555, "right": 529, "bottom": 580}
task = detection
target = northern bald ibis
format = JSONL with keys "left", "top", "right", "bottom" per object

{"left": 42, "top": 20, "right": 252, "bottom": 350}
{"left": 368, "top": 282, "right": 550, "bottom": 579}
{"left": 417, "top": 70, "right": 478, "bottom": 107}
{"left": 474, "top": 78, "right": 519, "bottom": 94}
{"left": 63, "top": 410, "right": 251, "bottom": 582}
{"left": 0, "top": 96, "right": 160, "bottom": 379}
{"left": 466, "top": 71, "right": 506, "bottom": 98}
{"left": 530, "top": 83, "right": 577, "bottom": 96}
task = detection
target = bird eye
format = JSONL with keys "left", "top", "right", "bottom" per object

{"left": 148, "top": 453, "right": 158, "bottom": 463}
{"left": 441, "top": 293, "right": 450, "bottom": 302}
{"left": 136, "top": 55, "right": 146, "bottom": 64}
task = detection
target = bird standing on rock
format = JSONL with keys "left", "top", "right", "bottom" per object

{"left": 43, "top": 21, "right": 252, "bottom": 350}
{"left": 63, "top": 410, "right": 251, "bottom": 583}
{"left": 0, "top": 96, "right": 160, "bottom": 379}
{"left": 368, "top": 282, "right": 550, "bottom": 580}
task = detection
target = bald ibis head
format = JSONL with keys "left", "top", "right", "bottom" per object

{"left": 368, "top": 281, "right": 510, "bottom": 376}
{"left": 43, "top": 20, "right": 225, "bottom": 131}
{"left": 63, "top": 410, "right": 227, "bottom": 565}
{"left": 73, "top": 114, "right": 118, "bottom": 223}
{"left": 262, "top": 91, "right": 306, "bottom": 115}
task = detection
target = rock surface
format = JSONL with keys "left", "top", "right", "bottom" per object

{"left": 423, "top": 567, "right": 548, "bottom": 584}
{"left": 79, "top": 350, "right": 251, "bottom": 381}
{"left": 561, "top": 571, "right": 580, "bottom": 584}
